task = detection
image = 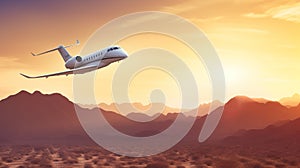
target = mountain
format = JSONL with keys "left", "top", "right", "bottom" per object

{"left": 182, "top": 95, "right": 300, "bottom": 143}
{"left": 98, "top": 102, "right": 188, "bottom": 117}
{"left": 99, "top": 100, "right": 223, "bottom": 119}
{"left": 1, "top": 91, "right": 300, "bottom": 146}
{"left": 0, "top": 91, "right": 182, "bottom": 144}
{"left": 0, "top": 91, "right": 94, "bottom": 145}
{"left": 126, "top": 112, "right": 157, "bottom": 122}
{"left": 279, "top": 93, "right": 300, "bottom": 107}
{"left": 207, "top": 95, "right": 300, "bottom": 139}
{"left": 223, "top": 117, "right": 300, "bottom": 152}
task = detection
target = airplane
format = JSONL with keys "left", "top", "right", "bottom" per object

{"left": 20, "top": 40, "right": 128, "bottom": 79}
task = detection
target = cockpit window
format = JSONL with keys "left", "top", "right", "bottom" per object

{"left": 107, "top": 47, "right": 120, "bottom": 52}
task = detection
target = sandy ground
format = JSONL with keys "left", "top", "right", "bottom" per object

{"left": 0, "top": 145, "right": 299, "bottom": 168}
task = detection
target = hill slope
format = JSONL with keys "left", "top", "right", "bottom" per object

{"left": 1, "top": 91, "right": 300, "bottom": 146}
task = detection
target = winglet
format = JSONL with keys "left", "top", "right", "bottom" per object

{"left": 20, "top": 73, "right": 33, "bottom": 79}
{"left": 31, "top": 52, "right": 36, "bottom": 56}
{"left": 65, "top": 40, "right": 80, "bottom": 48}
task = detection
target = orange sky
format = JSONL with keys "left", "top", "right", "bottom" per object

{"left": 1, "top": 0, "right": 300, "bottom": 107}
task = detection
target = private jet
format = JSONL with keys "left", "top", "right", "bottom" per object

{"left": 20, "top": 40, "right": 128, "bottom": 79}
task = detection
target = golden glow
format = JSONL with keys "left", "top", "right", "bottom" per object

{"left": 1, "top": 1, "right": 300, "bottom": 105}
{"left": 94, "top": 33, "right": 211, "bottom": 107}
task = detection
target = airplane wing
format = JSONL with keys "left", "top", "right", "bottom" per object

{"left": 20, "top": 65, "right": 98, "bottom": 79}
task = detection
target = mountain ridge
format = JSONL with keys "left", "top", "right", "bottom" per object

{"left": 1, "top": 90, "right": 300, "bottom": 146}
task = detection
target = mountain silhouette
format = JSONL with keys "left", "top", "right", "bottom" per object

{"left": 0, "top": 91, "right": 94, "bottom": 145}
{"left": 1, "top": 91, "right": 300, "bottom": 146}
{"left": 182, "top": 95, "right": 300, "bottom": 143}
{"left": 279, "top": 93, "right": 300, "bottom": 107}
{"left": 207, "top": 95, "right": 300, "bottom": 139}
{"left": 0, "top": 91, "right": 181, "bottom": 144}
{"left": 223, "top": 117, "right": 300, "bottom": 153}
{"left": 99, "top": 102, "right": 188, "bottom": 117}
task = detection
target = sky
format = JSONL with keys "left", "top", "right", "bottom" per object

{"left": 1, "top": 0, "right": 300, "bottom": 108}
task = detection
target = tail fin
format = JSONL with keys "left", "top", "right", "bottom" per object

{"left": 31, "top": 40, "right": 79, "bottom": 62}
{"left": 57, "top": 46, "right": 72, "bottom": 62}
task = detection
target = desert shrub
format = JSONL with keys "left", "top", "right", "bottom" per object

{"left": 202, "top": 158, "right": 213, "bottom": 166}
{"left": 239, "top": 157, "right": 250, "bottom": 163}
{"left": 13, "top": 155, "right": 22, "bottom": 161}
{"left": 53, "top": 158, "right": 60, "bottom": 162}
{"left": 38, "top": 158, "right": 52, "bottom": 168}
{"left": 115, "top": 164, "right": 125, "bottom": 168}
{"left": 48, "top": 147, "right": 55, "bottom": 154}
{"left": 30, "top": 158, "right": 40, "bottom": 164}
{"left": 129, "top": 166, "right": 139, "bottom": 168}
{"left": 0, "top": 164, "right": 9, "bottom": 168}
{"left": 274, "top": 163, "right": 286, "bottom": 168}
{"left": 58, "top": 151, "right": 68, "bottom": 160}
{"left": 169, "top": 161, "right": 175, "bottom": 165}
{"left": 177, "top": 166, "right": 185, "bottom": 168}
{"left": 41, "top": 152, "right": 52, "bottom": 161}
{"left": 69, "top": 152, "right": 81, "bottom": 159}
{"left": 104, "top": 162, "right": 110, "bottom": 166}
{"left": 191, "top": 155, "right": 199, "bottom": 161}
{"left": 182, "top": 158, "right": 189, "bottom": 162}
{"left": 97, "top": 155, "right": 105, "bottom": 160}
{"left": 33, "top": 146, "right": 44, "bottom": 152}
{"left": 107, "top": 156, "right": 116, "bottom": 162}
{"left": 204, "top": 154, "right": 212, "bottom": 158}
{"left": 17, "top": 166, "right": 25, "bottom": 168}
{"left": 1, "top": 157, "right": 13, "bottom": 163}
{"left": 195, "top": 164, "right": 208, "bottom": 168}
{"left": 289, "top": 160, "right": 298, "bottom": 166}
{"left": 63, "top": 158, "right": 78, "bottom": 164}
{"left": 151, "top": 156, "right": 166, "bottom": 162}
{"left": 25, "top": 155, "right": 35, "bottom": 162}
{"left": 84, "top": 163, "right": 93, "bottom": 168}
{"left": 92, "top": 158, "right": 99, "bottom": 164}
{"left": 215, "top": 159, "right": 240, "bottom": 168}
{"left": 137, "top": 158, "right": 148, "bottom": 165}
{"left": 261, "top": 159, "right": 274, "bottom": 165}
{"left": 84, "top": 153, "right": 92, "bottom": 160}
{"left": 127, "top": 160, "right": 138, "bottom": 165}
{"left": 281, "top": 158, "right": 298, "bottom": 166}
{"left": 145, "top": 162, "right": 169, "bottom": 168}
{"left": 119, "top": 156, "right": 132, "bottom": 161}
{"left": 266, "top": 154, "right": 280, "bottom": 160}
{"left": 244, "top": 161, "right": 264, "bottom": 168}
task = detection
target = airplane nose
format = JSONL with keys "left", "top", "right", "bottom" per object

{"left": 120, "top": 49, "right": 128, "bottom": 58}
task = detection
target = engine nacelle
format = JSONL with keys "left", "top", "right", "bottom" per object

{"left": 65, "top": 56, "right": 82, "bottom": 69}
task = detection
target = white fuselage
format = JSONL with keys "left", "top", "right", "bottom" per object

{"left": 65, "top": 45, "right": 128, "bottom": 69}
{"left": 21, "top": 43, "right": 129, "bottom": 79}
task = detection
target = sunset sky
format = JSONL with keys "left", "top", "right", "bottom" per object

{"left": 1, "top": 0, "right": 300, "bottom": 107}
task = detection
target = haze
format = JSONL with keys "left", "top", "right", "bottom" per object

{"left": 1, "top": 0, "right": 300, "bottom": 108}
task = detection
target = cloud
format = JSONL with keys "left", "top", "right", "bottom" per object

{"left": 224, "top": 27, "right": 269, "bottom": 35}
{"left": 243, "top": 2, "right": 300, "bottom": 23}
{"left": 189, "top": 16, "right": 224, "bottom": 23}
{"left": 266, "top": 2, "right": 300, "bottom": 23}
{"left": 0, "top": 57, "right": 26, "bottom": 69}
{"left": 161, "top": 3, "right": 198, "bottom": 14}
{"left": 243, "top": 13, "right": 268, "bottom": 18}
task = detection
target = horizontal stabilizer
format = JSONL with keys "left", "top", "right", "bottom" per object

{"left": 31, "top": 47, "right": 60, "bottom": 56}
{"left": 31, "top": 40, "right": 80, "bottom": 56}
